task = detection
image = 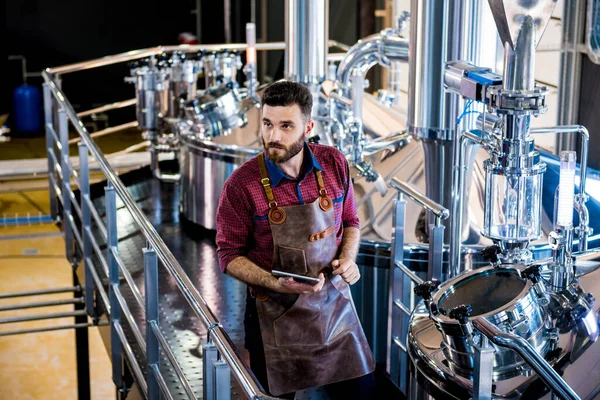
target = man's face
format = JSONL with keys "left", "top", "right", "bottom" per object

{"left": 261, "top": 104, "right": 313, "bottom": 164}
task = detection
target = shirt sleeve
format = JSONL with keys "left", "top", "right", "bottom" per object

{"left": 341, "top": 157, "right": 361, "bottom": 229}
{"left": 216, "top": 180, "right": 254, "bottom": 272}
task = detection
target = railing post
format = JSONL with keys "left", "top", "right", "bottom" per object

{"left": 58, "top": 108, "right": 74, "bottom": 263}
{"left": 428, "top": 219, "right": 445, "bottom": 281}
{"left": 79, "top": 142, "right": 95, "bottom": 319}
{"left": 473, "top": 336, "right": 495, "bottom": 400}
{"left": 42, "top": 83, "right": 58, "bottom": 222}
{"left": 144, "top": 244, "right": 159, "bottom": 400}
{"left": 388, "top": 192, "right": 409, "bottom": 392}
{"left": 203, "top": 332, "right": 219, "bottom": 400}
{"left": 105, "top": 184, "right": 123, "bottom": 391}
{"left": 213, "top": 355, "right": 231, "bottom": 400}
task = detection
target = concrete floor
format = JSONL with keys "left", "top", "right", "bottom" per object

{"left": 0, "top": 183, "right": 114, "bottom": 399}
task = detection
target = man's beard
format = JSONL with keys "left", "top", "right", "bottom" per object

{"left": 262, "top": 136, "right": 305, "bottom": 164}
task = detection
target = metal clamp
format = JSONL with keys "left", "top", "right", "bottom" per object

{"left": 207, "top": 322, "right": 223, "bottom": 343}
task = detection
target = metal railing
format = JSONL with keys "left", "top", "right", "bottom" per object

{"left": 39, "top": 41, "right": 333, "bottom": 399}
{"left": 386, "top": 177, "right": 449, "bottom": 395}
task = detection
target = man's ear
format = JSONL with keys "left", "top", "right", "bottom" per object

{"left": 305, "top": 120, "right": 315, "bottom": 138}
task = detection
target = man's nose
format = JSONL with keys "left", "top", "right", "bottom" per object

{"left": 269, "top": 128, "right": 282, "bottom": 142}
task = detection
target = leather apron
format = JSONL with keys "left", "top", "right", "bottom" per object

{"left": 254, "top": 153, "right": 375, "bottom": 396}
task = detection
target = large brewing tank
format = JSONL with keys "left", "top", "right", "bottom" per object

{"left": 179, "top": 87, "right": 262, "bottom": 229}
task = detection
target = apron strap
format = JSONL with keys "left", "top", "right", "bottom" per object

{"left": 257, "top": 153, "right": 287, "bottom": 224}
{"left": 315, "top": 170, "right": 333, "bottom": 211}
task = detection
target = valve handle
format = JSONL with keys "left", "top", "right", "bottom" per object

{"left": 414, "top": 280, "right": 440, "bottom": 301}
{"left": 448, "top": 304, "right": 472, "bottom": 325}
{"left": 481, "top": 245, "right": 501, "bottom": 264}
{"left": 520, "top": 264, "right": 542, "bottom": 283}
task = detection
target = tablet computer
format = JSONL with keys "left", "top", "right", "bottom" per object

{"left": 271, "top": 269, "right": 321, "bottom": 284}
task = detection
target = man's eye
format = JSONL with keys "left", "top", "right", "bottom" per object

{"left": 263, "top": 122, "right": 272, "bottom": 127}
{"left": 282, "top": 124, "right": 291, "bottom": 129}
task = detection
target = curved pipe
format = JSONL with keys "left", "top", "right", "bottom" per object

{"left": 472, "top": 318, "right": 581, "bottom": 400}
{"left": 336, "top": 29, "right": 409, "bottom": 89}
{"left": 531, "top": 125, "right": 590, "bottom": 250}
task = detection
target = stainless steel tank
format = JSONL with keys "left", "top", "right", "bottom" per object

{"left": 179, "top": 90, "right": 262, "bottom": 229}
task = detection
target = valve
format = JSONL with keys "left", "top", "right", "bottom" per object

{"left": 481, "top": 245, "right": 501, "bottom": 265}
{"left": 521, "top": 264, "right": 550, "bottom": 306}
{"left": 448, "top": 304, "right": 472, "bottom": 325}
{"left": 414, "top": 280, "right": 440, "bottom": 315}
{"left": 414, "top": 280, "right": 440, "bottom": 301}
{"left": 521, "top": 264, "right": 542, "bottom": 283}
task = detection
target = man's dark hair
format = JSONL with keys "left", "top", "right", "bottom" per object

{"left": 261, "top": 81, "right": 313, "bottom": 121}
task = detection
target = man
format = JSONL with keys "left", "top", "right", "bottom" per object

{"left": 216, "top": 81, "right": 375, "bottom": 399}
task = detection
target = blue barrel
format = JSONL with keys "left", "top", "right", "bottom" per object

{"left": 13, "top": 83, "right": 42, "bottom": 133}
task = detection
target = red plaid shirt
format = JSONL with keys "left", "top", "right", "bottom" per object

{"left": 216, "top": 143, "right": 360, "bottom": 272}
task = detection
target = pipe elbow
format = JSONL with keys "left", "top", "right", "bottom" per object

{"left": 577, "top": 125, "right": 590, "bottom": 141}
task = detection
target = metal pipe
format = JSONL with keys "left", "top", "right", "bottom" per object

{"left": 68, "top": 121, "right": 138, "bottom": 145}
{"left": 503, "top": 16, "right": 535, "bottom": 92}
{"left": 113, "top": 283, "right": 147, "bottom": 358}
{"left": 151, "top": 364, "right": 175, "bottom": 400}
{"left": 77, "top": 98, "right": 136, "bottom": 118}
{"left": 531, "top": 125, "right": 590, "bottom": 250}
{"left": 150, "top": 321, "right": 196, "bottom": 399}
{"left": 531, "top": 126, "right": 589, "bottom": 195}
{"left": 285, "top": 0, "right": 329, "bottom": 85}
{"left": 0, "top": 310, "right": 88, "bottom": 324}
{"left": 48, "top": 40, "right": 349, "bottom": 76}
{"left": 336, "top": 33, "right": 409, "bottom": 90}
{"left": 390, "top": 177, "right": 450, "bottom": 220}
{"left": 472, "top": 318, "right": 581, "bottom": 400}
{"left": 111, "top": 247, "right": 145, "bottom": 311}
{"left": 42, "top": 72, "right": 274, "bottom": 400}
{"left": 450, "top": 131, "right": 488, "bottom": 276}
{"left": 0, "top": 322, "right": 108, "bottom": 337}
{"left": 84, "top": 255, "right": 111, "bottom": 314}
{"left": 0, "top": 298, "right": 84, "bottom": 312}
{"left": 395, "top": 260, "right": 424, "bottom": 286}
{"left": 0, "top": 286, "right": 80, "bottom": 299}
{"left": 557, "top": 0, "right": 586, "bottom": 152}
{"left": 113, "top": 321, "right": 148, "bottom": 397}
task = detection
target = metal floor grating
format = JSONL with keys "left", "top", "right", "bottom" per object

{"left": 85, "top": 167, "right": 403, "bottom": 400}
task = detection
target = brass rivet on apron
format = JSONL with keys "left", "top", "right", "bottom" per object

{"left": 319, "top": 196, "right": 332, "bottom": 211}
{"left": 268, "top": 207, "right": 286, "bottom": 224}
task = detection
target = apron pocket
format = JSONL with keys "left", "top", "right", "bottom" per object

{"left": 272, "top": 295, "right": 324, "bottom": 347}
{"left": 277, "top": 245, "right": 308, "bottom": 275}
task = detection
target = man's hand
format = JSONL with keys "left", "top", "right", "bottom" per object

{"left": 331, "top": 258, "right": 360, "bottom": 285}
{"left": 276, "top": 273, "right": 326, "bottom": 294}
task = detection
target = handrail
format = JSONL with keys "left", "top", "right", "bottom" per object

{"left": 42, "top": 71, "right": 275, "bottom": 400}
{"left": 390, "top": 177, "right": 450, "bottom": 222}
{"left": 472, "top": 318, "right": 581, "bottom": 400}
{"left": 47, "top": 40, "right": 350, "bottom": 75}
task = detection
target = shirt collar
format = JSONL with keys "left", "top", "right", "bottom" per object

{"left": 264, "top": 143, "right": 323, "bottom": 187}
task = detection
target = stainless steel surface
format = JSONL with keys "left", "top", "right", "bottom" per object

{"left": 285, "top": 0, "right": 329, "bottom": 85}
{"left": 336, "top": 32, "right": 409, "bottom": 93}
{"left": 430, "top": 267, "right": 550, "bottom": 379}
{"left": 557, "top": 0, "right": 585, "bottom": 152}
{"left": 487, "top": 0, "right": 558, "bottom": 50}
{"left": 390, "top": 178, "right": 450, "bottom": 221}
{"left": 179, "top": 91, "right": 262, "bottom": 230}
{"left": 407, "top": 1, "right": 494, "bottom": 249}
{"left": 42, "top": 71, "right": 276, "bottom": 400}
{"left": 472, "top": 317, "right": 581, "bottom": 400}
{"left": 503, "top": 16, "right": 535, "bottom": 92}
